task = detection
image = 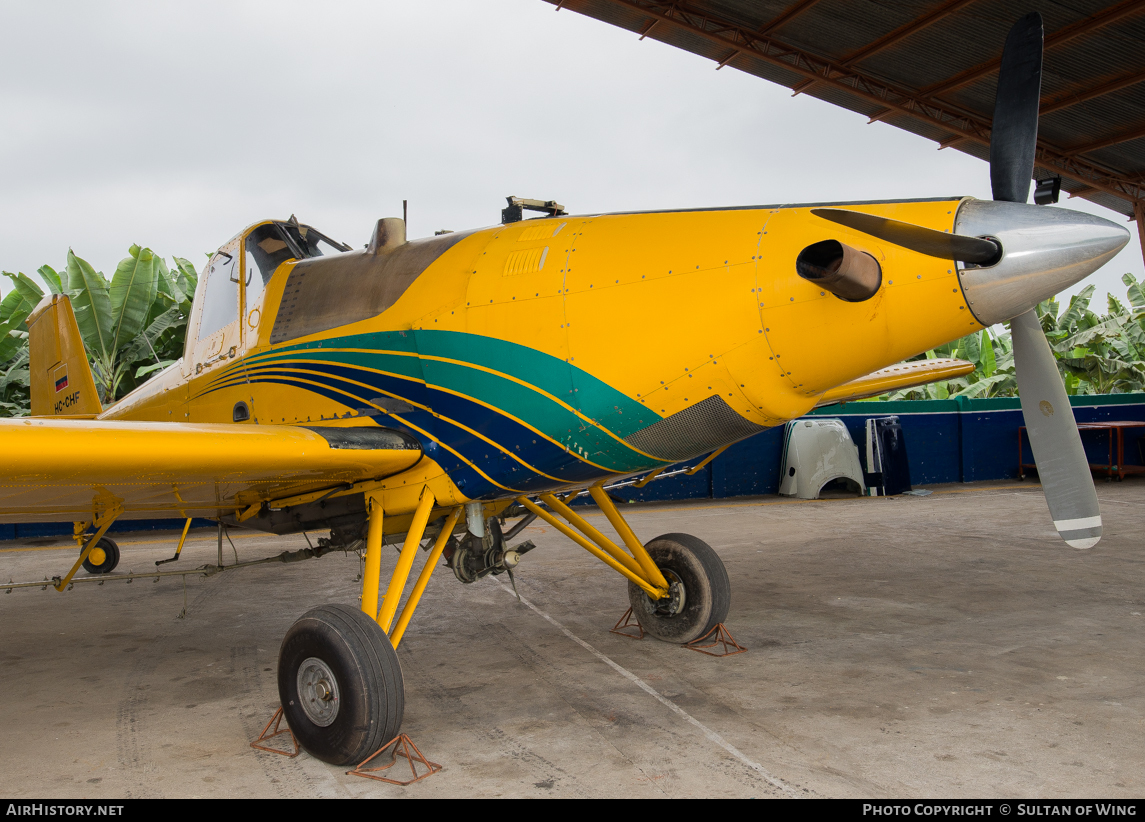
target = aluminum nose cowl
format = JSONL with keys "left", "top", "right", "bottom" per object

{"left": 954, "top": 199, "right": 1130, "bottom": 326}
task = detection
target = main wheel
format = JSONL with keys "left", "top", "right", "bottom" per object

{"left": 81, "top": 537, "right": 120, "bottom": 574}
{"left": 627, "top": 533, "right": 731, "bottom": 644}
{"left": 278, "top": 604, "right": 404, "bottom": 765}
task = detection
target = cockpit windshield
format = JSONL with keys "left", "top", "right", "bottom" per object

{"left": 280, "top": 221, "right": 350, "bottom": 259}
{"left": 245, "top": 220, "right": 351, "bottom": 288}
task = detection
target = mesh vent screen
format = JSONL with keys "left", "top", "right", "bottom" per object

{"left": 623, "top": 395, "right": 766, "bottom": 461}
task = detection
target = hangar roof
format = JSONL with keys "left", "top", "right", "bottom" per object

{"left": 545, "top": 0, "right": 1145, "bottom": 221}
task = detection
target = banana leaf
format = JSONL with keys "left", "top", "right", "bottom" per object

{"left": 951, "top": 373, "right": 1011, "bottom": 398}
{"left": 155, "top": 257, "right": 189, "bottom": 310}
{"left": 172, "top": 256, "right": 200, "bottom": 298}
{"left": 135, "top": 359, "right": 175, "bottom": 379}
{"left": 1057, "top": 285, "right": 1094, "bottom": 332}
{"left": 108, "top": 244, "right": 159, "bottom": 353}
{"left": 37, "top": 265, "right": 63, "bottom": 295}
{"left": 1124, "top": 273, "right": 1145, "bottom": 309}
{"left": 2, "top": 272, "right": 45, "bottom": 307}
{"left": 67, "top": 250, "right": 113, "bottom": 360}
{"left": 958, "top": 331, "right": 981, "bottom": 365}
{"left": 121, "top": 306, "right": 186, "bottom": 367}
{"left": 0, "top": 325, "right": 27, "bottom": 362}
{"left": 979, "top": 331, "right": 996, "bottom": 377}
{"left": 0, "top": 288, "right": 34, "bottom": 324}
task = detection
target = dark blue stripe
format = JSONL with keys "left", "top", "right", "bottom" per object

{"left": 245, "top": 363, "right": 608, "bottom": 485}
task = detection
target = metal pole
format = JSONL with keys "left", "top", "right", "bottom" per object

{"left": 1134, "top": 200, "right": 1145, "bottom": 272}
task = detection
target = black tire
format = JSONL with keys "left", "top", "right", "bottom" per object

{"left": 627, "top": 533, "right": 731, "bottom": 644}
{"left": 81, "top": 537, "right": 120, "bottom": 574}
{"left": 278, "top": 604, "right": 404, "bottom": 766}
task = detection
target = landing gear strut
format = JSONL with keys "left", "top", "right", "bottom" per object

{"left": 277, "top": 490, "right": 461, "bottom": 765}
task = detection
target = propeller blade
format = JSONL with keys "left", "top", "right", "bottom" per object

{"left": 990, "top": 12, "right": 1043, "bottom": 203}
{"left": 1011, "top": 310, "right": 1101, "bottom": 548}
{"left": 811, "top": 208, "right": 1000, "bottom": 263}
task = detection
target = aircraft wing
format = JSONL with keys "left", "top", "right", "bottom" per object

{"left": 815, "top": 358, "right": 976, "bottom": 407}
{"left": 0, "top": 419, "right": 422, "bottom": 522}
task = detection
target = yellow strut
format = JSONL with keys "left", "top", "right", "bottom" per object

{"left": 360, "top": 492, "right": 384, "bottom": 618}
{"left": 539, "top": 493, "right": 645, "bottom": 579}
{"left": 389, "top": 506, "right": 463, "bottom": 648}
{"left": 174, "top": 517, "right": 192, "bottom": 558}
{"left": 631, "top": 467, "right": 665, "bottom": 488}
{"left": 377, "top": 486, "right": 436, "bottom": 633}
{"left": 55, "top": 506, "right": 122, "bottom": 592}
{"left": 515, "top": 496, "right": 665, "bottom": 599}
{"left": 684, "top": 445, "right": 729, "bottom": 475}
{"left": 587, "top": 485, "right": 670, "bottom": 591}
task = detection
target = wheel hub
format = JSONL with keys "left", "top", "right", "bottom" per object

{"left": 297, "top": 657, "right": 340, "bottom": 727}
{"left": 650, "top": 569, "right": 686, "bottom": 617}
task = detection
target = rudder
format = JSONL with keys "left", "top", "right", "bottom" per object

{"left": 27, "top": 294, "right": 102, "bottom": 417}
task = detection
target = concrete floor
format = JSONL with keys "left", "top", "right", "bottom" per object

{"left": 0, "top": 480, "right": 1142, "bottom": 798}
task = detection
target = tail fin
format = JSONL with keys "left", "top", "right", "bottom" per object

{"left": 27, "top": 294, "right": 102, "bottom": 417}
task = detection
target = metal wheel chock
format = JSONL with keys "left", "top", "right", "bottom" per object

{"left": 250, "top": 706, "right": 300, "bottom": 757}
{"left": 685, "top": 623, "right": 747, "bottom": 657}
{"left": 347, "top": 734, "right": 442, "bottom": 785}
{"left": 610, "top": 606, "right": 645, "bottom": 640}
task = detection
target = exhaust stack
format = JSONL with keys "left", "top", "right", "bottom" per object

{"left": 795, "top": 239, "right": 882, "bottom": 302}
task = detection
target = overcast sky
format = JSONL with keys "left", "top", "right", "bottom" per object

{"left": 1, "top": 0, "right": 1140, "bottom": 314}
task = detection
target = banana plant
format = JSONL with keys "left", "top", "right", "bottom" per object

{"left": 0, "top": 245, "right": 199, "bottom": 415}
{"left": 0, "top": 346, "right": 29, "bottom": 415}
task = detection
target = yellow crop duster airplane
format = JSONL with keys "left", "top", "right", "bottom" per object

{"left": 0, "top": 13, "right": 1130, "bottom": 765}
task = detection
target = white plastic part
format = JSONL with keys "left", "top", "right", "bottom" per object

{"left": 465, "top": 502, "right": 485, "bottom": 538}
{"left": 778, "top": 418, "right": 866, "bottom": 500}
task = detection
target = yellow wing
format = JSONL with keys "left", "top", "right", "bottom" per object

{"left": 815, "top": 358, "right": 976, "bottom": 407}
{"left": 0, "top": 419, "right": 422, "bottom": 522}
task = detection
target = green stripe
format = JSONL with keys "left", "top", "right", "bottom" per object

{"left": 242, "top": 329, "right": 664, "bottom": 471}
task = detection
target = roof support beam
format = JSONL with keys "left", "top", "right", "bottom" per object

{"left": 791, "top": 0, "right": 977, "bottom": 97}
{"left": 1065, "top": 123, "right": 1145, "bottom": 157}
{"left": 920, "top": 0, "right": 1145, "bottom": 98}
{"left": 759, "top": 0, "right": 822, "bottom": 35}
{"left": 580, "top": 0, "right": 1144, "bottom": 207}
{"left": 1041, "top": 67, "right": 1145, "bottom": 116}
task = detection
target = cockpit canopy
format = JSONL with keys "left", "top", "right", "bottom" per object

{"left": 246, "top": 219, "right": 351, "bottom": 284}
{"left": 188, "top": 218, "right": 351, "bottom": 360}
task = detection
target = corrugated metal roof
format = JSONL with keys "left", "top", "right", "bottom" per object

{"left": 544, "top": 0, "right": 1145, "bottom": 219}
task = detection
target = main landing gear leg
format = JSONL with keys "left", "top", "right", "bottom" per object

{"left": 516, "top": 486, "right": 731, "bottom": 644}
{"left": 276, "top": 488, "right": 462, "bottom": 765}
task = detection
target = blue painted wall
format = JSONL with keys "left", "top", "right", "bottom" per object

{"left": 617, "top": 393, "right": 1145, "bottom": 503}
{"left": 0, "top": 518, "right": 216, "bottom": 542}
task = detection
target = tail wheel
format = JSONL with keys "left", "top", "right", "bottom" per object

{"left": 278, "top": 604, "right": 404, "bottom": 765}
{"left": 81, "top": 537, "right": 120, "bottom": 574}
{"left": 627, "top": 533, "right": 731, "bottom": 644}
